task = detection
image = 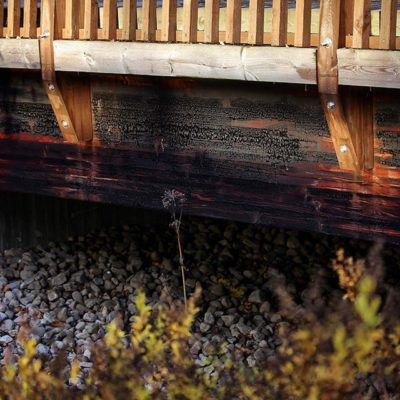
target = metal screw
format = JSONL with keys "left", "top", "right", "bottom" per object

{"left": 61, "top": 120, "right": 69, "bottom": 129}
{"left": 321, "top": 37, "right": 333, "bottom": 48}
{"left": 48, "top": 83, "right": 55, "bottom": 91}
{"left": 339, "top": 144, "right": 349, "bottom": 153}
{"left": 327, "top": 101, "right": 336, "bottom": 110}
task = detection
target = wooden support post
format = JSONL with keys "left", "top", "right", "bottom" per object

{"left": 317, "top": 0, "right": 373, "bottom": 172}
{"left": 39, "top": 0, "right": 93, "bottom": 143}
{"left": 379, "top": 0, "right": 397, "bottom": 50}
{"left": 83, "top": 0, "right": 98, "bottom": 40}
{"left": 64, "top": 0, "right": 79, "bottom": 39}
{"left": 142, "top": 0, "right": 157, "bottom": 41}
{"left": 352, "top": 0, "right": 371, "bottom": 48}
{"left": 248, "top": 0, "right": 264, "bottom": 45}
{"left": 294, "top": 0, "right": 311, "bottom": 47}
{"left": 103, "top": 0, "right": 117, "bottom": 40}
{"left": 204, "top": 0, "right": 219, "bottom": 43}
{"left": 339, "top": 0, "right": 354, "bottom": 47}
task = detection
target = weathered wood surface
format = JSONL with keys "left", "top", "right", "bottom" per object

{"left": 1, "top": 72, "right": 400, "bottom": 242}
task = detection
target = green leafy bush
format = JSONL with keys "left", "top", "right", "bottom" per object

{"left": 1, "top": 244, "right": 400, "bottom": 399}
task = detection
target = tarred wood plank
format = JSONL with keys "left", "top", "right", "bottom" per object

{"left": 226, "top": 0, "right": 241, "bottom": 44}
{"left": 161, "top": 0, "right": 177, "bottom": 41}
{"left": 142, "top": 0, "right": 156, "bottom": 41}
{"left": 22, "top": 0, "right": 38, "bottom": 38}
{"left": 121, "top": 0, "right": 137, "bottom": 40}
{"left": 353, "top": 0, "right": 371, "bottom": 48}
{"left": 7, "top": 0, "right": 20, "bottom": 37}
{"left": 379, "top": 0, "right": 397, "bottom": 50}
{"left": 182, "top": 0, "right": 198, "bottom": 42}
{"left": 271, "top": 0, "right": 288, "bottom": 46}
{"left": 294, "top": 0, "right": 311, "bottom": 47}
{"left": 204, "top": 0, "right": 219, "bottom": 43}
{"left": 102, "top": 0, "right": 117, "bottom": 40}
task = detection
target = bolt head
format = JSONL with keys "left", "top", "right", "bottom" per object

{"left": 327, "top": 101, "right": 336, "bottom": 110}
{"left": 339, "top": 144, "right": 349, "bottom": 153}
{"left": 48, "top": 83, "right": 55, "bottom": 91}
{"left": 61, "top": 120, "right": 69, "bottom": 129}
{"left": 321, "top": 37, "right": 333, "bottom": 48}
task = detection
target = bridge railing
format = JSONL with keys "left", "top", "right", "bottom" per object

{"left": 0, "top": 1, "right": 399, "bottom": 49}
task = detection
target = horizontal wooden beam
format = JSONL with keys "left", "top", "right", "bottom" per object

{"left": 0, "top": 39, "right": 399, "bottom": 89}
{"left": 338, "top": 48, "right": 400, "bottom": 89}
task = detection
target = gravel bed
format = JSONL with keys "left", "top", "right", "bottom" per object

{"left": 0, "top": 216, "right": 397, "bottom": 372}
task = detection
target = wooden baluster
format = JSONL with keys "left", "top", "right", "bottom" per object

{"left": 161, "top": 0, "right": 177, "bottom": 41}
{"left": 352, "top": 0, "right": 371, "bottom": 48}
{"left": 271, "top": 0, "right": 288, "bottom": 46}
{"left": 339, "top": 0, "right": 354, "bottom": 47}
{"left": 55, "top": 0, "right": 66, "bottom": 39}
{"left": 0, "top": 1, "right": 3, "bottom": 38}
{"left": 22, "top": 0, "right": 37, "bottom": 38}
{"left": 103, "top": 0, "right": 117, "bottom": 40}
{"left": 142, "top": 0, "right": 156, "bottom": 41}
{"left": 204, "top": 0, "right": 219, "bottom": 43}
{"left": 248, "top": 0, "right": 263, "bottom": 44}
{"left": 7, "top": 0, "right": 20, "bottom": 37}
{"left": 64, "top": 0, "right": 79, "bottom": 39}
{"left": 226, "top": 0, "right": 241, "bottom": 44}
{"left": 294, "top": 0, "right": 311, "bottom": 47}
{"left": 379, "top": 0, "right": 397, "bottom": 49}
{"left": 182, "top": 0, "right": 198, "bottom": 42}
{"left": 121, "top": 0, "right": 136, "bottom": 40}
{"left": 83, "top": 0, "right": 98, "bottom": 39}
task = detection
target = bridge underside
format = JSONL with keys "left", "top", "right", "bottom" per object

{"left": 1, "top": 70, "right": 400, "bottom": 244}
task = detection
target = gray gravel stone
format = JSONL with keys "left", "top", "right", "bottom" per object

{"left": 204, "top": 311, "right": 215, "bottom": 325}
{"left": 47, "top": 290, "right": 58, "bottom": 302}
{"left": 248, "top": 290, "right": 265, "bottom": 304}
{"left": 0, "top": 335, "right": 13, "bottom": 345}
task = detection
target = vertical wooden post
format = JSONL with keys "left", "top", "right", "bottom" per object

{"left": 142, "top": 0, "right": 157, "bottom": 41}
{"left": 23, "top": 0, "right": 38, "bottom": 38}
{"left": 103, "top": 0, "right": 117, "bottom": 40}
{"left": 83, "top": 0, "right": 98, "bottom": 40}
{"left": 248, "top": 0, "right": 264, "bottom": 45}
{"left": 352, "top": 0, "right": 371, "bottom": 48}
{"left": 379, "top": 0, "right": 397, "bottom": 50}
{"left": 204, "top": 0, "right": 219, "bottom": 43}
{"left": 0, "top": 1, "right": 3, "bottom": 38}
{"left": 271, "top": 0, "right": 288, "bottom": 46}
{"left": 226, "top": 0, "right": 241, "bottom": 44}
{"left": 121, "top": 0, "right": 137, "bottom": 40}
{"left": 294, "top": 0, "right": 311, "bottom": 47}
{"left": 339, "top": 0, "right": 354, "bottom": 47}
{"left": 161, "top": 0, "right": 177, "bottom": 41}
{"left": 55, "top": 0, "right": 66, "bottom": 39}
{"left": 64, "top": 0, "right": 79, "bottom": 39}
{"left": 182, "top": 0, "right": 198, "bottom": 42}
{"left": 7, "top": 0, "right": 20, "bottom": 37}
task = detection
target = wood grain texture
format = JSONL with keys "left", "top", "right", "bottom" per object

{"left": 379, "top": 0, "right": 397, "bottom": 50}
{"left": 226, "top": 0, "right": 242, "bottom": 44}
{"left": 182, "top": 0, "right": 198, "bottom": 42}
{"left": 0, "top": 39, "right": 40, "bottom": 69}
{"left": 294, "top": 0, "right": 312, "bottom": 47}
{"left": 103, "top": 0, "right": 117, "bottom": 40}
{"left": 339, "top": 0, "right": 354, "bottom": 47}
{"left": 53, "top": 41, "right": 317, "bottom": 84}
{"left": 338, "top": 49, "right": 400, "bottom": 89}
{"left": 161, "top": 0, "right": 177, "bottom": 41}
{"left": 248, "top": 0, "right": 264, "bottom": 45}
{"left": 83, "top": 0, "right": 98, "bottom": 40}
{"left": 7, "top": 0, "right": 20, "bottom": 37}
{"left": 22, "top": 0, "right": 38, "bottom": 38}
{"left": 121, "top": 0, "right": 137, "bottom": 40}
{"left": 142, "top": 0, "right": 157, "bottom": 40}
{"left": 353, "top": 0, "right": 371, "bottom": 48}
{"left": 272, "top": 0, "right": 288, "bottom": 46}
{"left": 64, "top": 0, "right": 79, "bottom": 39}
{"left": 204, "top": 0, "right": 219, "bottom": 43}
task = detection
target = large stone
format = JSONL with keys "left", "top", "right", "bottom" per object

{"left": 51, "top": 273, "right": 67, "bottom": 286}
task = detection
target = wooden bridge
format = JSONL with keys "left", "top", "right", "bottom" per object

{"left": 0, "top": 0, "right": 400, "bottom": 246}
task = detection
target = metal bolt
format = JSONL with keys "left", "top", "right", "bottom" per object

{"left": 327, "top": 101, "right": 336, "bottom": 110}
{"left": 339, "top": 144, "right": 349, "bottom": 153}
{"left": 321, "top": 37, "right": 333, "bottom": 48}
{"left": 48, "top": 83, "right": 55, "bottom": 91}
{"left": 61, "top": 120, "right": 69, "bottom": 129}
